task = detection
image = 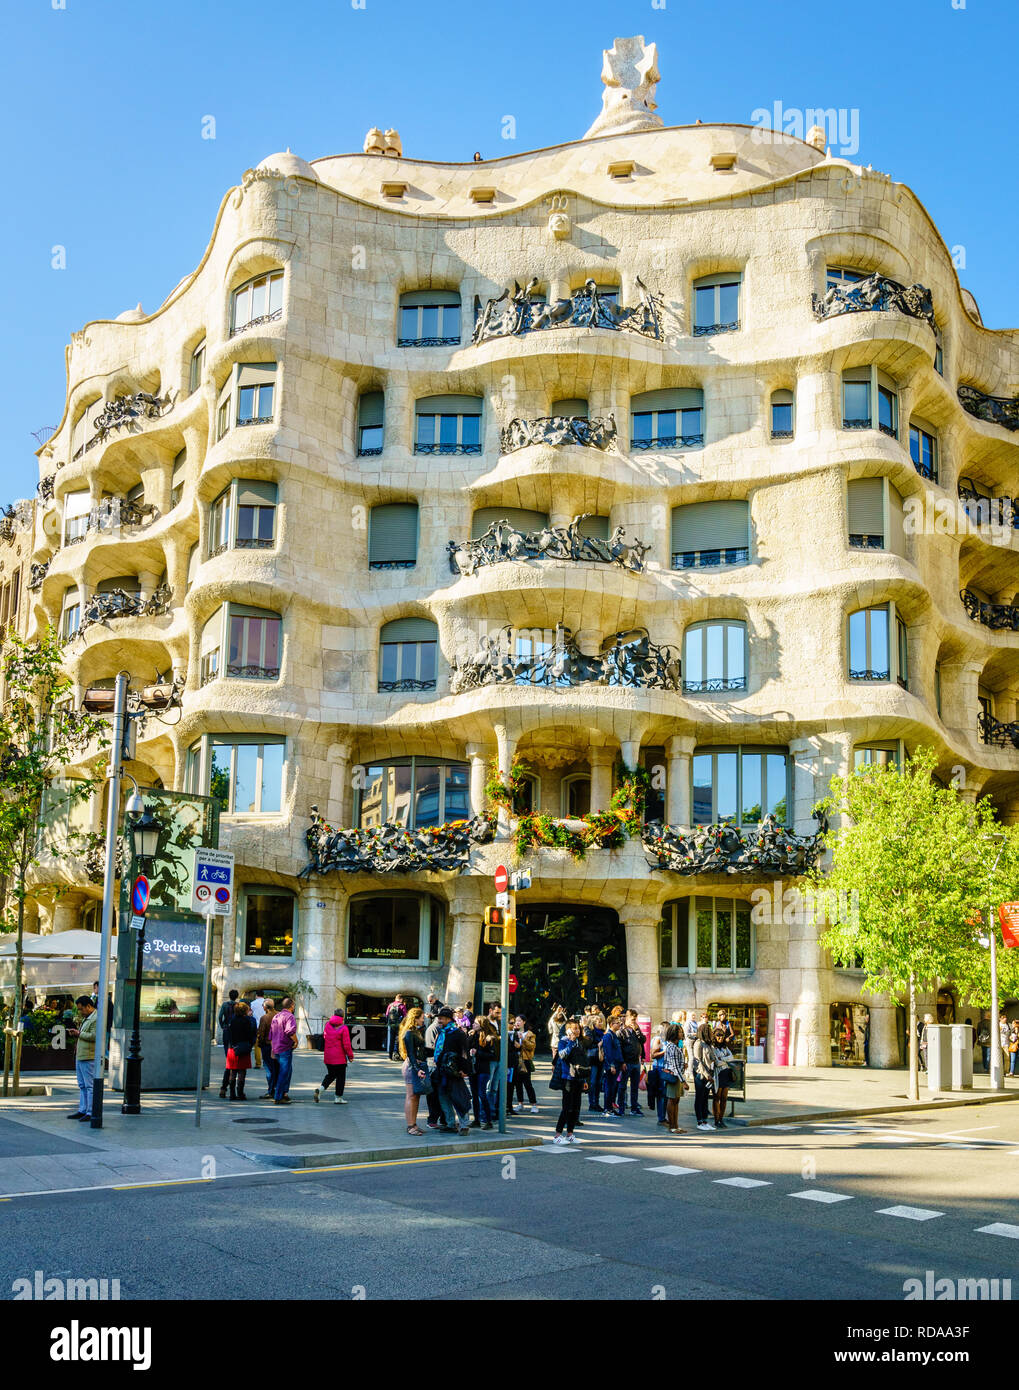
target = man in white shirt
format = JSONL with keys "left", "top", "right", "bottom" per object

{"left": 250, "top": 991, "right": 267, "bottom": 1026}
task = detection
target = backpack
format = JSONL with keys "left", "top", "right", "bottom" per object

{"left": 386, "top": 1004, "right": 402, "bottom": 1027}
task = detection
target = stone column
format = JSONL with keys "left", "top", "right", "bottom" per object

{"left": 493, "top": 723, "right": 517, "bottom": 836}
{"left": 589, "top": 747, "right": 614, "bottom": 811}
{"left": 140, "top": 462, "right": 170, "bottom": 517}
{"left": 326, "top": 741, "right": 353, "bottom": 826}
{"left": 789, "top": 737, "right": 820, "bottom": 835}
{"left": 296, "top": 882, "right": 343, "bottom": 1045}
{"left": 665, "top": 734, "right": 696, "bottom": 824}
{"left": 52, "top": 892, "right": 86, "bottom": 934}
{"left": 467, "top": 743, "right": 489, "bottom": 821}
{"left": 137, "top": 569, "right": 161, "bottom": 604}
{"left": 619, "top": 738, "right": 641, "bottom": 772}
{"left": 781, "top": 905, "right": 831, "bottom": 1066}
{"left": 622, "top": 907, "right": 662, "bottom": 1021}
{"left": 446, "top": 901, "right": 484, "bottom": 1007}
{"left": 939, "top": 658, "right": 982, "bottom": 740}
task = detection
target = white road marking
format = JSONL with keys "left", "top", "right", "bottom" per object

{"left": 942, "top": 1143, "right": 978, "bottom": 1149}
{"left": 977, "top": 1223, "right": 1019, "bottom": 1239}
{"left": 789, "top": 1189, "right": 853, "bottom": 1204}
{"left": 869, "top": 1134, "right": 920, "bottom": 1143}
{"left": 585, "top": 1154, "right": 639, "bottom": 1164}
{"left": 645, "top": 1164, "right": 701, "bottom": 1176}
{"left": 877, "top": 1205, "right": 944, "bottom": 1221}
{"left": 715, "top": 1176, "right": 772, "bottom": 1188}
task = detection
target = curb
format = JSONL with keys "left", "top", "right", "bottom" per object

{"left": 744, "top": 1089, "right": 1019, "bottom": 1126}
{"left": 230, "top": 1134, "right": 544, "bottom": 1168}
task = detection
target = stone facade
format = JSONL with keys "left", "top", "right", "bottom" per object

{"left": 21, "top": 39, "right": 1019, "bottom": 1063}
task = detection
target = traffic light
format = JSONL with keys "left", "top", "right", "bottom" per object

{"left": 484, "top": 905, "right": 516, "bottom": 947}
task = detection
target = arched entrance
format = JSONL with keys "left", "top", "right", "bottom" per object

{"left": 475, "top": 902, "right": 626, "bottom": 1046}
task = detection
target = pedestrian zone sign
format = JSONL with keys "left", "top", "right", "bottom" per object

{"left": 190, "top": 848, "right": 235, "bottom": 916}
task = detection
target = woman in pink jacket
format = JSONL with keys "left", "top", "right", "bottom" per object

{"left": 315, "top": 1010, "right": 354, "bottom": 1104}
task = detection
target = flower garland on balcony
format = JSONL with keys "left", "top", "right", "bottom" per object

{"left": 490, "top": 760, "right": 651, "bottom": 861}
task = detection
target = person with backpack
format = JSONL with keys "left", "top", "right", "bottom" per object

{"left": 977, "top": 1013, "right": 992, "bottom": 1073}
{"left": 432, "top": 1007, "right": 471, "bottom": 1134}
{"left": 552, "top": 1020, "right": 589, "bottom": 1144}
{"left": 468, "top": 1017, "right": 497, "bottom": 1129}
{"left": 384, "top": 995, "right": 406, "bottom": 1060}
{"left": 218, "top": 989, "right": 239, "bottom": 1053}
{"left": 423, "top": 1012, "right": 444, "bottom": 1129}
{"left": 583, "top": 1013, "right": 606, "bottom": 1113}
{"left": 220, "top": 1001, "right": 257, "bottom": 1101}
{"left": 620, "top": 1010, "right": 646, "bottom": 1116}
{"left": 315, "top": 1009, "right": 354, "bottom": 1103}
{"left": 601, "top": 1014, "right": 625, "bottom": 1117}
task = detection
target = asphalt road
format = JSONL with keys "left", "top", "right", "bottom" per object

{"left": 2, "top": 1103, "right": 1017, "bottom": 1306}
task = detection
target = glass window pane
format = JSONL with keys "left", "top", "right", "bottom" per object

{"left": 250, "top": 278, "right": 267, "bottom": 321}
{"left": 632, "top": 412, "right": 652, "bottom": 443}
{"left": 735, "top": 909, "right": 752, "bottom": 968}
{"left": 772, "top": 402, "right": 793, "bottom": 433}
{"left": 909, "top": 426, "right": 920, "bottom": 462}
{"left": 878, "top": 388, "right": 895, "bottom": 431}
{"left": 656, "top": 409, "right": 676, "bottom": 440}
{"left": 360, "top": 765, "right": 385, "bottom": 826}
{"left": 442, "top": 305, "right": 460, "bottom": 339}
{"left": 685, "top": 628, "right": 703, "bottom": 685}
{"left": 718, "top": 282, "right": 739, "bottom": 323}
{"left": 692, "top": 754, "right": 713, "bottom": 823}
{"left": 263, "top": 619, "right": 280, "bottom": 670}
{"left": 229, "top": 744, "right": 256, "bottom": 813}
{"left": 392, "top": 897, "right": 421, "bottom": 958}
{"left": 682, "top": 407, "right": 703, "bottom": 437}
{"left": 260, "top": 743, "right": 283, "bottom": 814}
{"left": 228, "top": 615, "right": 243, "bottom": 665}
{"left": 209, "top": 743, "right": 231, "bottom": 812}
{"left": 659, "top": 911, "right": 674, "bottom": 969}
{"left": 444, "top": 764, "right": 469, "bottom": 821}
{"left": 706, "top": 624, "right": 723, "bottom": 680}
{"left": 848, "top": 610, "right": 866, "bottom": 669}
{"left": 238, "top": 386, "right": 255, "bottom": 421}
{"left": 390, "top": 764, "right": 413, "bottom": 826}
{"left": 233, "top": 286, "right": 249, "bottom": 328}
{"left": 413, "top": 762, "right": 441, "bottom": 828}
{"left": 727, "top": 624, "right": 745, "bottom": 681}
{"left": 716, "top": 751, "right": 738, "bottom": 824}
{"left": 741, "top": 753, "right": 762, "bottom": 824}
{"left": 716, "top": 908, "right": 733, "bottom": 968}
{"left": 675, "top": 908, "right": 689, "bottom": 968}
{"left": 268, "top": 274, "right": 283, "bottom": 315}
{"left": 237, "top": 506, "right": 254, "bottom": 541}
{"left": 417, "top": 641, "right": 436, "bottom": 683}
{"left": 259, "top": 384, "right": 273, "bottom": 418}
{"left": 696, "top": 905, "right": 713, "bottom": 968}
{"left": 380, "top": 643, "right": 398, "bottom": 684}
{"left": 843, "top": 381, "right": 870, "bottom": 423}
{"left": 766, "top": 753, "right": 787, "bottom": 820}
{"left": 421, "top": 305, "right": 439, "bottom": 339}
{"left": 360, "top": 424, "right": 383, "bottom": 452}
{"left": 416, "top": 415, "right": 435, "bottom": 446}
{"left": 400, "top": 307, "right": 418, "bottom": 340}
{"left": 870, "top": 607, "right": 889, "bottom": 676}
{"left": 257, "top": 505, "right": 275, "bottom": 541}
{"left": 439, "top": 414, "right": 458, "bottom": 446}
{"left": 695, "top": 285, "right": 715, "bottom": 327}
{"left": 245, "top": 893, "right": 293, "bottom": 956}
{"left": 460, "top": 415, "right": 481, "bottom": 448}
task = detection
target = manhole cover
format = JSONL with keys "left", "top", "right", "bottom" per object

{"left": 233, "top": 1117, "right": 278, "bottom": 1125}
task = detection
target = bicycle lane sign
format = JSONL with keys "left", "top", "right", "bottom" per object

{"left": 190, "top": 848, "right": 235, "bottom": 916}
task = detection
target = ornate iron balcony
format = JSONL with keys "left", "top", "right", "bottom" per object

{"left": 229, "top": 309, "right": 282, "bottom": 337}
{"left": 672, "top": 547, "right": 749, "bottom": 570}
{"left": 693, "top": 320, "right": 739, "bottom": 337}
{"left": 450, "top": 623, "right": 679, "bottom": 693}
{"left": 849, "top": 534, "right": 884, "bottom": 550}
{"left": 369, "top": 559, "right": 415, "bottom": 570}
{"left": 473, "top": 277, "right": 662, "bottom": 345}
{"left": 72, "top": 391, "right": 172, "bottom": 460}
{"left": 60, "top": 497, "right": 157, "bottom": 550}
{"left": 683, "top": 676, "right": 747, "bottom": 693}
{"left": 450, "top": 516, "right": 650, "bottom": 575}
{"left": 958, "top": 483, "right": 1017, "bottom": 530}
{"left": 642, "top": 810, "right": 829, "bottom": 877}
{"left": 235, "top": 537, "right": 274, "bottom": 550}
{"left": 911, "top": 456, "right": 937, "bottom": 482}
{"left": 413, "top": 443, "right": 482, "bottom": 456}
{"left": 226, "top": 663, "right": 280, "bottom": 680}
{"left": 357, "top": 447, "right": 384, "bottom": 457}
{"left": 771, "top": 429, "right": 794, "bottom": 440}
{"left": 979, "top": 710, "right": 1019, "bottom": 749}
{"left": 397, "top": 335, "right": 461, "bottom": 348}
{"left": 842, "top": 418, "right": 871, "bottom": 430}
{"left": 812, "top": 273, "right": 936, "bottom": 333}
{"left": 500, "top": 414, "right": 616, "bottom": 453}
{"left": 958, "top": 384, "right": 1019, "bottom": 433}
{"left": 630, "top": 433, "right": 703, "bottom": 451}
{"left": 960, "top": 588, "right": 1019, "bottom": 632}
{"left": 878, "top": 423, "right": 898, "bottom": 440}
{"left": 72, "top": 583, "right": 172, "bottom": 640}
{"left": 301, "top": 806, "right": 494, "bottom": 877}
{"left": 377, "top": 678, "right": 437, "bottom": 692}
{"left": 849, "top": 668, "right": 892, "bottom": 681}
{"left": 37, "top": 475, "right": 55, "bottom": 502}
{"left": 28, "top": 561, "right": 49, "bottom": 590}
{"left": 237, "top": 415, "right": 274, "bottom": 427}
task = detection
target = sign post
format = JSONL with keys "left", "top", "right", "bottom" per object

{"left": 121, "top": 873, "right": 152, "bottom": 1115}
{"left": 195, "top": 912, "right": 215, "bottom": 1128}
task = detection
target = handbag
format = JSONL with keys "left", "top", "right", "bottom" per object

{"left": 716, "top": 1065, "right": 735, "bottom": 1089}
{"left": 549, "top": 1055, "right": 565, "bottom": 1091}
{"left": 411, "top": 1067, "right": 432, "bottom": 1095}
{"left": 638, "top": 1070, "right": 647, "bottom": 1092}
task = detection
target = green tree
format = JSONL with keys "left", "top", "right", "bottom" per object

{"left": 0, "top": 628, "right": 109, "bottom": 1095}
{"left": 811, "top": 747, "right": 1000, "bottom": 1100}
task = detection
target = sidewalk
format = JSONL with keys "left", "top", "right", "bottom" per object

{"left": 1, "top": 1051, "right": 1016, "bottom": 1197}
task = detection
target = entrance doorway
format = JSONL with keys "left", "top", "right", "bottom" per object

{"left": 830, "top": 1001, "right": 868, "bottom": 1066}
{"left": 475, "top": 902, "right": 626, "bottom": 1048}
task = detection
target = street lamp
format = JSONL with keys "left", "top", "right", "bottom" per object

{"left": 121, "top": 805, "right": 159, "bottom": 1115}
{"left": 979, "top": 832, "right": 1008, "bottom": 1094}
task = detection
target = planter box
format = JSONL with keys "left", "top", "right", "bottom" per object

{"left": 17, "top": 1046, "right": 76, "bottom": 1071}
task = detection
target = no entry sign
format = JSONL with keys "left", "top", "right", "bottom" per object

{"left": 999, "top": 903, "right": 1019, "bottom": 949}
{"left": 494, "top": 864, "right": 509, "bottom": 894}
{"left": 509, "top": 972, "right": 518, "bottom": 994}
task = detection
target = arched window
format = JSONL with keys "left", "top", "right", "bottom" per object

{"left": 414, "top": 395, "right": 482, "bottom": 455}
{"left": 358, "top": 392, "right": 385, "bottom": 455}
{"left": 630, "top": 388, "right": 704, "bottom": 450}
{"left": 398, "top": 290, "right": 461, "bottom": 347}
{"left": 378, "top": 618, "right": 438, "bottom": 692}
{"left": 561, "top": 774, "right": 591, "bottom": 818}
{"left": 231, "top": 271, "right": 283, "bottom": 335}
{"left": 770, "top": 389, "right": 794, "bottom": 439}
{"left": 356, "top": 757, "right": 468, "bottom": 828}
{"left": 369, "top": 503, "right": 418, "bottom": 568}
{"left": 683, "top": 621, "right": 747, "bottom": 693}
{"left": 693, "top": 273, "right": 741, "bottom": 336}
{"left": 671, "top": 500, "right": 749, "bottom": 569}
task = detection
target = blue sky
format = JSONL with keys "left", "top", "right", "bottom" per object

{"left": 1, "top": 0, "right": 1016, "bottom": 496}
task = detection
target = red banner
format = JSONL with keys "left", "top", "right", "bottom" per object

{"left": 998, "top": 903, "right": 1019, "bottom": 949}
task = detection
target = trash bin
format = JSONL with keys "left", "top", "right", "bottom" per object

{"left": 950, "top": 1024, "right": 973, "bottom": 1090}
{"left": 925, "top": 1024, "right": 952, "bottom": 1091}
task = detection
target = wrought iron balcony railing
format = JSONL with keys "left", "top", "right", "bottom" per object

{"left": 958, "top": 482, "right": 1018, "bottom": 532}
{"left": 72, "top": 391, "right": 172, "bottom": 460}
{"left": 500, "top": 414, "right": 616, "bottom": 453}
{"left": 961, "top": 588, "right": 1019, "bottom": 632}
{"left": 60, "top": 496, "right": 158, "bottom": 550}
{"left": 812, "top": 273, "right": 936, "bottom": 333}
{"left": 849, "top": 668, "right": 892, "bottom": 681}
{"left": 642, "top": 810, "right": 829, "bottom": 876}
{"left": 397, "top": 335, "right": 461, "bottom": 348}
{"left": 235, "top": 537, "right": 274, "bottom": 550}
{"left": 301, "top": 806, "right": 494, "bottom": 877}
{"left": 958, "top": 384, "right": 1019, "bottom": 433}
{"left": 449, "top": 515, "right": 650, "bottom": 576}
{"left": 683, "top": 676, "right": 747, "bottom": 693}
{"left": 370, "top": 559, "right": 415, "bottom": 570}
{"left": 672, "top": 547, "right": 749, "bottom": 570}
{"left": 413, "top": 443, "right": 482, "bottom": 456}
{"left": 979, "top": 710, "right": 1019, "bottom": 749}
{"left": 229, "top": 308, "right": 282, "bottom": 338}
{"left": 226, "top": 663, "right": 280, "bottom": 680}
{"left": 630, "top": 433, "right": 704, "bottom": 451}
{"left": 693, "top": 320, "right": 739, "bottom": 337}
{"left": 911, "top": 456, "right": 937, "bottom": 482}
{"left": 450, "top": 623, "right": 680, "bottom": 693}
{"left": 472, "top": 277, "right": 663, "bottom": 345}
{"left": 377, "top": 678, "right": 437, "bottom": 692}
{"left": 72, "top": 583, "right": 172, "bottom": 640}
{"left": 849, "top": 533, "right": 884, "bottom": 550}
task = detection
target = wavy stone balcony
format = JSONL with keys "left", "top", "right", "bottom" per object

{"left": 979, "top": 710, "right": 1019, "bottom": 750}
{"left": 71, "top": 583, "right": 173, "bottom": 641}
{"left": 811, "top": 273, "right": 936, "bottom": 335}
{"left": 449, "top": 623, "right": 680, "bottom": 694}
{"left": 447, "top": 516, "right": 650, "bottom": 576}
{"left": 960, "top": 588, "right": 1019, "bottom": 633}
{"left": 69, "top": 391, "right": 174, "bottom": 464}
{"left": 958, "top": 385, "right": 1019, "bottom": 433}
{"left": 61, "top": 496, "right": 158, "bottom": 551}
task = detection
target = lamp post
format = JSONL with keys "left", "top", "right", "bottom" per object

{"left": 121, "top": 807, "right": 160, "bottom": 1115}
{"left": 980, "top": 833, "right": 1007, "bottom": 1094}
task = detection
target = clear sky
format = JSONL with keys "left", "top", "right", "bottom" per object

{"left": 1, "top": 0, "right": 1016, "bottom": 497}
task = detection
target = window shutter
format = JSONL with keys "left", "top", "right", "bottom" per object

{"left": 847, "top": 478, "right": 884, "bottom": 536}
{"left": 671, "top": 500, "right": 748, "bottom": 552}
{"left": 415, "top": 394, "right": 482, "bottom": 415}
{"left": 843, "top": 366, "right": 871, "bottom": 384}
{"left": 201, "top": 609, "right": 224, "bottom": 654}
{"left": 550, "top": 398, "right": 588, "bottom": 417}
{"left": 236, "top": 480, "right": 278, "bottom": 507}
{"left": 370, "top": 504, "right": 418, "bottom": 563}
{"left": 694, "top": 272, "right": 742, "bottom": 288}
{"left": 237, "top": 362, "right": 277, "bottom": 387}
{"left": 380, "top": 617, "right": 437, "bottom": 642}
{"left": 471, "top": 507, "right": 548, "bottom": 538}
{"left": 771, "top": 388, "right": 794, "bottom": 405}
{"left": 63, "top": 490, "right": 91, "bottom": 520}
{"left": 358, "top": 391, "right": 385, "bottom": 428}
{"left": 887, "top": 483, "right": 905, "bottom": 554}
{"left": 578, "top": 515, "right": 610, "bottom": 541}
{"left": 400, "top": 289, "right": 460, "bottom": 307}
{"left": 631, "top": 388, "right": 703, "bottom": 412}
{"left": 228, "top": 603, "right": 280, "bottom": 620}
{"left": 172, "top": 450, "right": 187, "bottom": 487}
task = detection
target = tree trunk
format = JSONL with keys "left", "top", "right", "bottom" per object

{"left": 10, "top": 822, "right": 30, "bottom": 1098}
{"left": 907, "top": 971, "right": 918, "bottom": 1102}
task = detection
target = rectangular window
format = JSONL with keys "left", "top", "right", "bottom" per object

{"left": 878, "top": 385, "right": 897, "bottom": 438}
{"left": 909, "top": 425, "right": 937, "bottom": 481}
{"left": 207, "top": 737, "right": 285, "bottom": 815}
{"left": 378, "top": 640, "right": 436, "bottom": 690}
{"left": 771, "top": 401, "right": 793, "bottom": 436}
{"left": 399, "top": 302, "right": 460, "bottom": 345}
{"left": 238, "top": 381, "right": 274, "bottom": 425}
{"left": 217, "top": 398, "right": 231, "bottom": 441}
{"left": 208, "top": 492, "right": 230, "bottom": 557}
{"left": 696, "top": 900, "right": 714, "bottom": 969}
{"left": 848, "top": 606, "right": 891, "bottom": 681}
{"left": 694, "top": 279, "right": 740, "bottom": 334}
{"left": 243, "top": 892, "right": 295, "bottom": 957}
{"left": 236, "top": 502, "right": 275, "bottom": 547}
{"left": 348, "top": 897, "right": 424, "bottom": 961}
{"left": 228, "top": 612, "right": 281, "bottom": 678}
{"left": 189, "top": 340, "right": 206, "bottom": 395}
{"left": 659, "top": 910, "right": 674, "bottom": 970}
{"left": 843, "top": 380, "right": 871, "bottom": 428}
{"left": 356, "top": 758, "right": 470, "bottom": 828}
{"left": 414, "top": 413, "right": 481, "bottom": 454}
{"left": 692, "top": 748, "right": 788, "bottom": 827}
{"left": 62, "top": 601, "right": 81, "bottom": 640}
